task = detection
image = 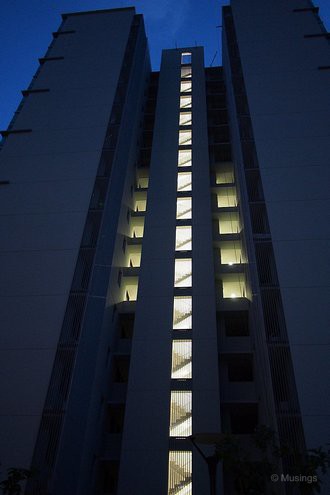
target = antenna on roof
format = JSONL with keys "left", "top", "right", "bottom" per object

{"left": 210, "top": 51, "right": 218, "bottom": 67}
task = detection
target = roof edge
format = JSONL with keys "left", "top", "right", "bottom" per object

{"left": 62, "top": 7, "right": 136, "bottom": 20}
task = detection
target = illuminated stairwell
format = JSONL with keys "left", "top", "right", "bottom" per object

{"left": 168, "top": 452, "right": 192, "bottom": 495}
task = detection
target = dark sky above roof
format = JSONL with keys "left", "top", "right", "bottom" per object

{"left": 0, "top": 0, "right": 329, "bottom": 130}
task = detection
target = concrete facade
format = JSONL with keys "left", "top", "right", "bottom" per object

{"left": 0, "top": 2, "right": 329, "bottom": 494}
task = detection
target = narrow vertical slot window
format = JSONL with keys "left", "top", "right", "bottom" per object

{"left": 177, "top": 172, "right": 192, "bottom": 192}
{"left": 178, "top": 149, "right": 192, "bottom": 167}
{"left": 176, "top": 197, "right": 192, "bottom": 220}
{"left": 168, "top": 451, "right": 192, "bottom": 495}
{"left": 175, "top": 226, "right": 192, "bottom": 251}
{"left": 179, "top": 130, "right": 192, "bottom": 146}
{"left": 171, "top": 340, "right": 192, "bottom": 379}
{"left": 174, "top": 259, "right": 192, "bottom": 287}
{"left": 173, "top": 296, "right": 192, "bottom": 330}
{"left": 169, "top": 391, "right": 192, "bottom": 437}
{"left": 179, "top": 112, "right": 192, "bottom": 126}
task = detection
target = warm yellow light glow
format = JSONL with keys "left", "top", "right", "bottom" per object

{"left": 130, "top": 216, "right": 144, "bottom": 238}
{"left": 134, "top": 199, "right": 147, "bottom": 212}
{"left": 176, "top": 197, "right": 192, "bottom": 220}
{"left": 218, "top": 212, "right": 241, "bottom": 234}
{"left": 126, "top": 245, "right": 142, "bottom": 268}
{"left": 180, "top": 81, "right": 192, "bottom": 93}
{"left": 180, "top": 95, "right": 192, "bottom": 109}
{"left": 217, "top": 187, "right": 238, "bottom": 207}
{"left": 178, "top": 149, "right": 192, "bottom": 167}
{"left": 222, "top": 273, "right": 246, "bottom": 299}
{"left": 168, "top": 451, "right": 192, "bottom": 495}
{"left": 136, "top": 176, "right": 149, "bottom": 188}
{"left": 171, "top": 340, "right": 192, "bottom": 379}
{"left": 122, "top": 278, "right": 139, "bottom": 301}
{"left": 177, "top": 172, "right": 192, "bottom": 192}
{"left": 220, "top": 240, "right": 243, "bottom": 264}
{"left": 179, "top": 130, "right": 192, "bottom": 146}
{"left": 169, "top": 391, "right": 192, "bottom": 437}
{"left": 173, "top": 296, "right": 192, "bottom": 329}
{"left": 174, "top": 259, "right": 192, "bottom": 287}
{"left": 175, "top": 226, "right": 192, "bottom": 251}
{"left": 179, "top": 112, "right": 192, "bottom": 126}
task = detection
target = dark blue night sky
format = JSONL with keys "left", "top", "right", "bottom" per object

{"left": 1, "top": 0, "right": 329, "bottom": 130}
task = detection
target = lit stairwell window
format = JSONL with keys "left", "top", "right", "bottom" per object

{"left": 221, "top": 273, "right": 246, "bottom": 299}
{"left": 180, "top": 95, "right": 192, "bottom": 109}
{"left": 176, "top": 198, "right": 192, "bottom": 220}
{"left": 181, "top": 66, "right": 192, "bottom": 78}
{"left": 173, "top": 297, "right": 192, "bottom": 329}
{"left": 168, "top": 451, "right": 192, "bottom": 495}
{"left": 174, "top": 259, "right": 192, "bottom": 287}
{"left": 175, "top": 226, "right": 192, "bottom": 251}
{"left": 179, "top": 112, "right": 192, "bottom": 126}
{"left": 180, "top": 80, "right": 192, "bottom": 93}
{"left": 169, "top": 391, "right": 192, "bottom": 437}
{"left": 217, "top": 187, "right": 238, "bottom": 207}
{"left": 171, "top": 340, "right": 192, "bottom": 379}
{"left": 178, "top": 149, "right": 192, "bottom": 167}
{"left": 179, "top": 130, "right": 192, "bottom": 146}
{"left": 218, "top": 212, "right": 241, "bottom": 234}
{"left": 177, "top": 172, "right": 192, "bottom": 192}
{"left": 220, "top": 240, "right": 244, "bottom": 265}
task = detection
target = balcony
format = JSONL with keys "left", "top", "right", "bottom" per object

{"left": 108, "top": 383, "right": 127, "bottom": 402}
{"left": 217, "top": 187, "right": 238, "bottom": 208}
{"left": 102, "top": 434, "right": 122, "bottom": 460}
{"left": 133, "top": 195, "right": 147, "bottom": 212}
{"left": 129, "top": 216, "right": 144, "bottom": 239}
{"left": 218, "top": 336, "right": 252, "bottom": 353}
{"left": 213, "top": 212, "right": 241, "bottom": 236}
{"left": 218, "top": 272, "right": 247, "bottom": 299}
{"left": 125, "top": 244, "right": 142, "bottom": 268}
{"left": 136, "top": 168, "right": 149, "bottom": 189}
{"left": 116, "top": 300, "right": 136, "bottom": 314}
{"left": 122, "top": 275, "right": 139, "bottom": 301}
{"left": 220, "top": 382, "right": 257, "bottom": 403}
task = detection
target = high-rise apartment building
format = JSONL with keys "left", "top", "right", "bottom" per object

{"left": 0, "top": 1, "right": 329, "bottom": 494}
